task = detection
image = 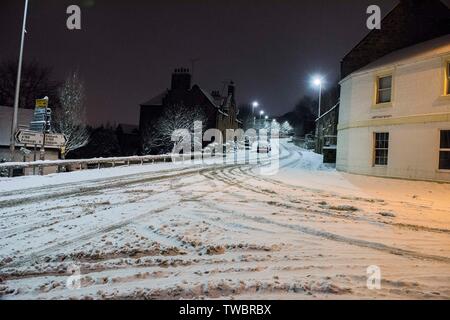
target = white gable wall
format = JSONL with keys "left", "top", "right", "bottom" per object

{"left": 337, "top": 39, "right": 450, "bottom": 182}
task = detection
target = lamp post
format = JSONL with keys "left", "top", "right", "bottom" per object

{"left": 252, "top": 101, "right": 259, "bottom": 126}
{"left": 10, "top": 0, "right": 29, "bottom": 162}
{"left": 260, "top": 110, "right": 265, "bottom": 119}
{"left": 312, "top": 76, "right": 323, "bottom": 118}
{"left": 312, "top": 75, "right": 324, "bottom": 154}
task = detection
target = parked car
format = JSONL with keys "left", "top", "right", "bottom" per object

{"left": 257, "top": 141, "right": 271, "bottom": 153}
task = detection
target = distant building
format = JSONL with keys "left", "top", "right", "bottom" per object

{"left": 139, "top": 68, "right": 240, "bottom": 153}
{"left": 315, "top": 102, "right": 339, "bottom": 163}
{"left": 337, "top": 35, "right": 450, "bottom": 181}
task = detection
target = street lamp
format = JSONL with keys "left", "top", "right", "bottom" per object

{"left": 260, "top": 110, "right": 265, "bottom": 119}
{"left": 252, "top": 101, "right": 259, "bottom": 126}
{"left": 312, "top": 76, "right": 324, "bottom": 118}
{"left": 265, "top": 115, "right": 269, "bottom": 120}
{"left": 10, "top": 0, "right": 29, "bottom": 161}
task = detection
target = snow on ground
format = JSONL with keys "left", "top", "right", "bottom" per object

{"left": 0, "top": 140, "right": 449, "bottom": 300}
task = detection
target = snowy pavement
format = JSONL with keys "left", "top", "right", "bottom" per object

{"left": 0, "top": 140, "right": 449, "bottom": 300}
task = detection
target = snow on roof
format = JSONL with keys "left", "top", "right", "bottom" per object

{"left": 0, "top": 106, "right": 34, "bottom": 147}
{"left": 347, "top": 35, "right": 450, "bottom": 79}
{"left": 198, "top": 87, "right": 221, "bottom": 110}
{"left": 141, "top": 90, "right": 168, "bottom": 107}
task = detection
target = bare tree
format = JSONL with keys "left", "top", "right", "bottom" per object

{"left": 54, "top": 72, "right": 89, "bottom": 155}
{"left": 143, "top": 103, "right": 207, "bottom": 154}
{"left": 0, "top": 60, "right": 59, "bottom": 109}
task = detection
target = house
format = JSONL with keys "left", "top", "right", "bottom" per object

{"left": 139, "top": 68, "right": 240, "bottom": 153}
{"left": 336, "top": 0, "right": 450, "bottom": 181}
{"left": 336, "top": 35, "right": 450, "bottom": 181}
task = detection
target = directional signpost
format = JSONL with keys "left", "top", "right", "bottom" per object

{"left": 15, "top": 130, "right": 44, "bottom": 146}
{"left": 44, "top": 133, "right": 67, "bottom": 148}
{"left": 15, "top": 130, "right": 65, "bottom": 148}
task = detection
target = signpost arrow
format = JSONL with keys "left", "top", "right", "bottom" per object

{"left": 15, "top": 130, "right": 44, "bottom": 145}
{"left": 44, "top": 133, "right": 67, "bottom": 148}
{"left": 15, "top": 130, "right": 66, "bottom": 149}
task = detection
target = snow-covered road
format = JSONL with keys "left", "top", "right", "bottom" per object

{"left": 1, "top": 141, "right": 450, "bottom": 300}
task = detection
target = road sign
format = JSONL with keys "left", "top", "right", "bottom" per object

{"left": 45, "top": 133, "right": 67, "bottom": 148}
{"left": 35, "top": 98, "right": 49, "bottom": 108}
{"left": 30, "top": 108, "right": 52, "bottom": 132}
{"left": 15, "top": 130, "right": 44, "bottom": 145}
{"left": 30, "top": 121, "right": 46, "bottom": 132}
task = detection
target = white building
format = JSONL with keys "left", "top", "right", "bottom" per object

{"left": 337, "top": 35, "right": 450, "bottom": 182}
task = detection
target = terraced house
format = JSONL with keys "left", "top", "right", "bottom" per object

{"left": 337, "top": 0, "right": 450, "bottom": 182}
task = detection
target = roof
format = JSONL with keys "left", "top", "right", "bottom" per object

{"left": 343, "top": 34, "right": 450, "bottom": 81}
{"left": 341, "top": 0, "right": 450, "bottom": 78}
{"left": 0, "top": 106, "right": 34, "bottom": 147}
{"left": 141, "top": 90, "right": 168, "bottom": 107}
{"left": 141, "top": 84, "right": 239, "bottom": 122}
{"left": 197, "top": 87, "right": 221, "bottom": 109}
{"left": 316, "top": 102, "right": 340, "bottom": 122}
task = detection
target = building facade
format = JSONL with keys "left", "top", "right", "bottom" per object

{"left": 337, "top": 35, "right": 450, "bottom": 182}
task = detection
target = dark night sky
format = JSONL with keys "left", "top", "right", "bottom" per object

{"left": 1, "top": 0, "right": 422, "bottom": 126}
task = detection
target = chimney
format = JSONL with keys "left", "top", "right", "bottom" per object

{"left": 171, "top": 68, "right": 192, "bottom": 91}
{"left": 227, "top": 81, "right": 235, "bottom": 97}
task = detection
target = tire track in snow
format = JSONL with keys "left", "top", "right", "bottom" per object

{"left": 197, "top": 198, "right": 450, "bottom": 264}
{"left": 0, "top": 164, "right": 238, "bottom": 210}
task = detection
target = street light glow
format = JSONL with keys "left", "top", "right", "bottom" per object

{"left": 260, "top": 110, "right": 265, "bottom": 115}
{"left": 312, "top": 75, "right": 325, "bottom": 118}
{"left": 265, "top": 115, "right": 269, "bottom": 120}
{"left": 312, "top": 76, "right": 323, "bottom": 87}
{"left": 252, "top": 101, "right": 259, "bottom": 108}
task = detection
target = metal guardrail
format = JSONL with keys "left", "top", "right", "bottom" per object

{"left": 0, "top": 152, "right": 219, "bottom": 174}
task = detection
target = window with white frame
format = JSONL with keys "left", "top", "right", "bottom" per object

{"left": 439, "top": 130, "right": 450, "bottom": 170}
{"left": 376, "top": 75, "right": 392, "bottom": 104}
{"left": 374, "top": 132, "right": 389, "bottom": 166}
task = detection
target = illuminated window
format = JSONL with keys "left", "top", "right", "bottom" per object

{"left": 376, "top": 75, "right": 392, "bottom": 104}
{"left": 439, "top": 130, "right": 450, "bottom": 170}
{"left": 374, "top": 132, "right": 389, "bottom": 166}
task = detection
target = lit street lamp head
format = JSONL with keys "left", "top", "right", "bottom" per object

{"left": 252, "top": 101, "right": 259, "bottom": 108}
{"left": 260, "top": 110, "right": 265, "bottom": 115}
{"left": 312, "top": 76, "right": 323, "bottom": 87}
